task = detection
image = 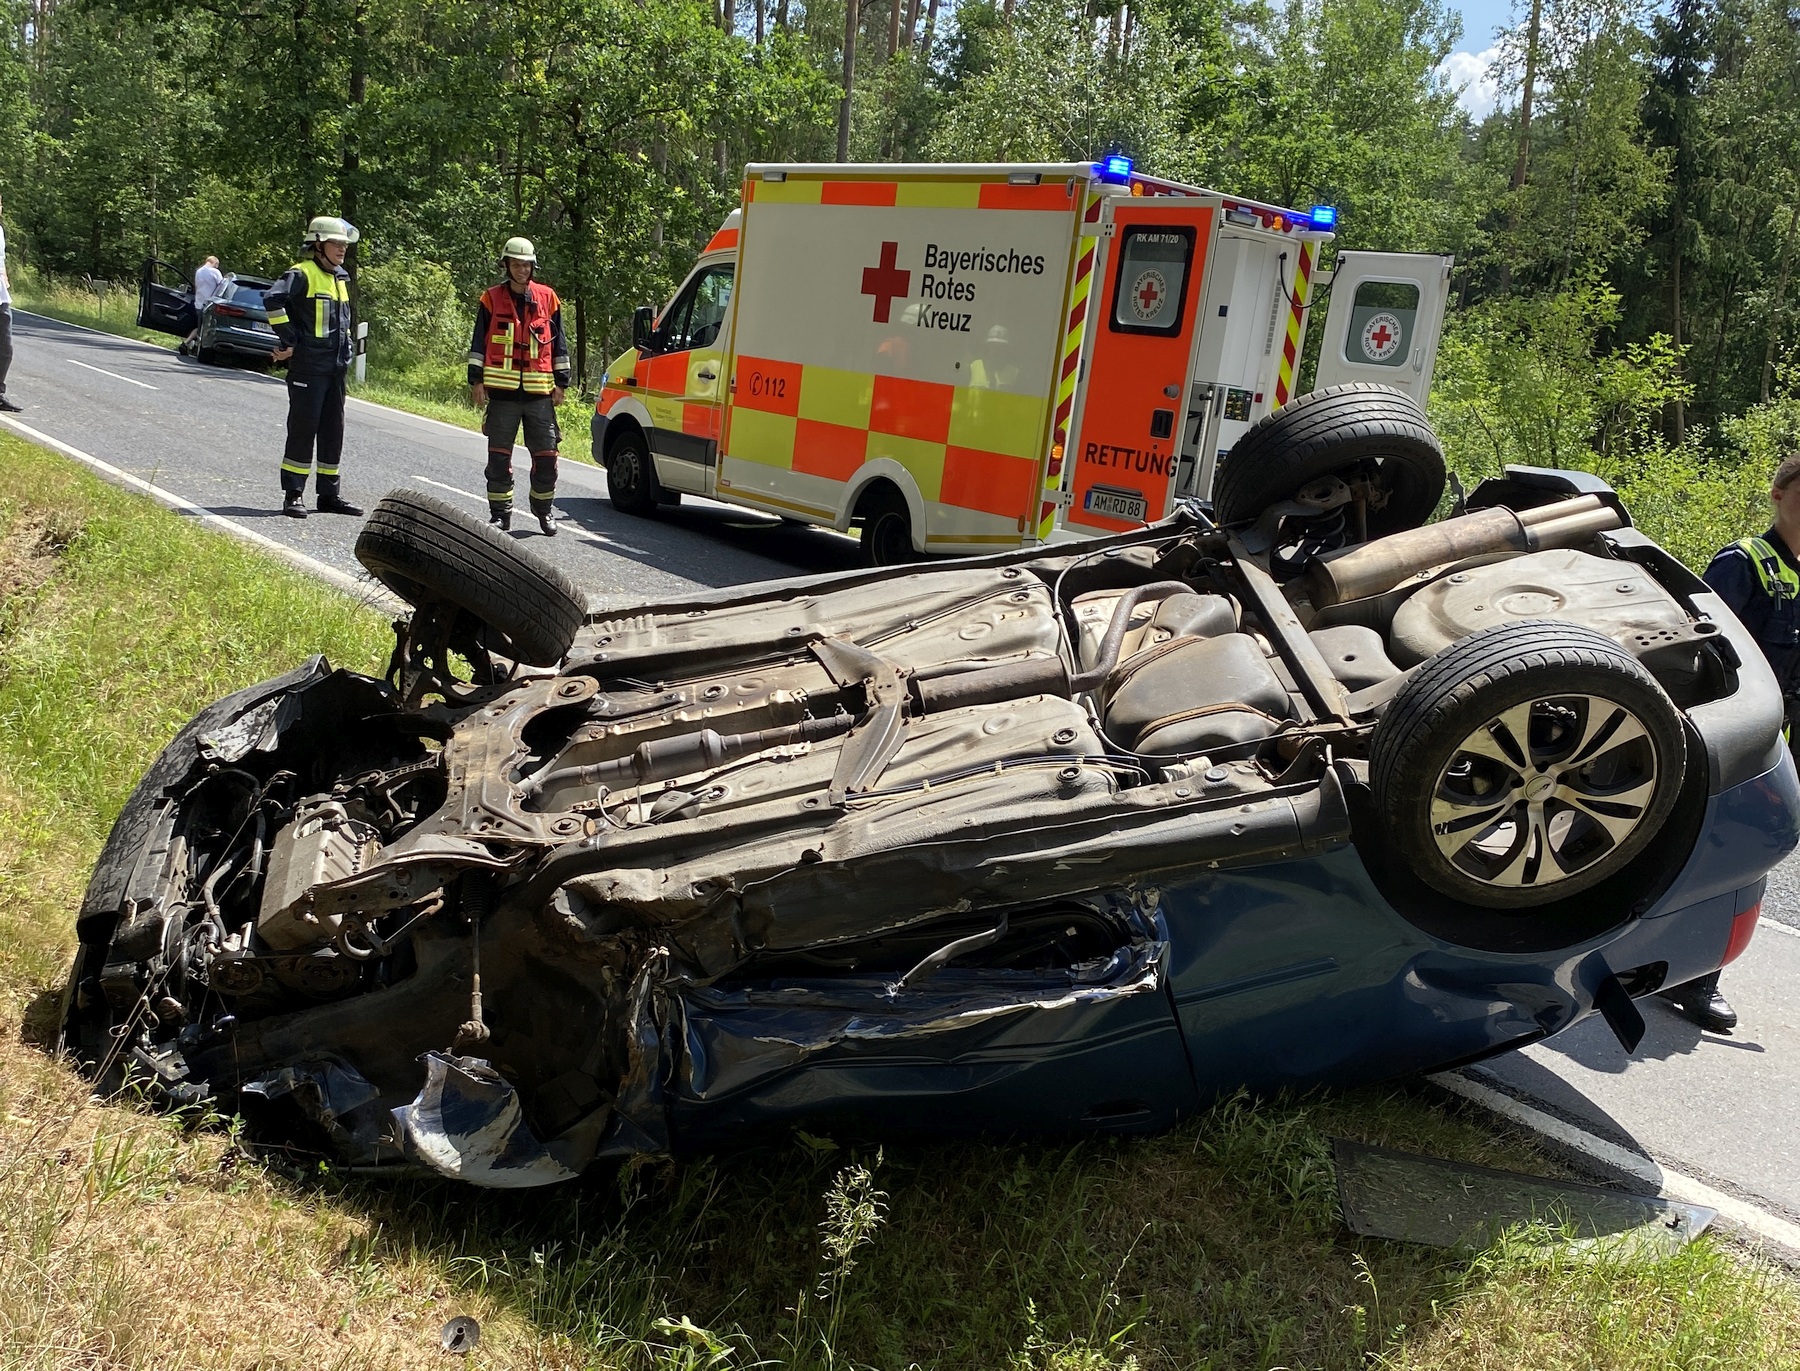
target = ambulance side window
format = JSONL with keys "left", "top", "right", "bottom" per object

{"left": 660, "top": 265, "right": 735, "bottom": 354}
{"left": 1342, "top": 280, "right": 1419, "bottom": 369}
{"left": 1110, "top": 226, "right": 1195, "bottom": 336}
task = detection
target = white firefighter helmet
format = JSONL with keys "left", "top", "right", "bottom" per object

{"left": 303, "top": 215, "right": 359, "bottom": 246}
{"left": 501, "top": 236, "right": 538, "bottom": 264}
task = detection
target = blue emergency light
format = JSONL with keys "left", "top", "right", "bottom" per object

{"left": 1100, "top": 154, "right": 1134, "bottom": 181}
{"left": 1308, "top": 204, "right": 1338, "bottom": 229}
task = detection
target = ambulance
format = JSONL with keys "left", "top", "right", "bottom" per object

{"left": 592, "top": 158, "right": 1451, "bottom": 564}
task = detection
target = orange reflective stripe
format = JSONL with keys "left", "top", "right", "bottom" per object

{"left": 870, "top": 373, "right": 952, "bottom": 444}
{"left": 942, "top": 447, "right": 1036, "bottom": 517}
{"left": 791, "top": 418, "right": 868, "bottom": 481}
{"left": 1274, "top": 241, "right": 1314, "bottom": 407}
{"left": 976, "top": 181, "right": 1075, "bottom": 211}
{"left": 681, "top": 403, "right": 722, "bottom": 440}
{"left": 821, "top": 181, "right": 898, "bottom": 207}
{"left": 704, "top": 226, "right": 740, "bottom": 253}
{"left": 735, "top": 355, "right": 803, "bottom": 415}
{"left": 1039, "top": 188, "right": 1104, "bottom": 539}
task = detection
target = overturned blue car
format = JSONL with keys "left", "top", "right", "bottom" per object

{"left": 63, "top": 388, "right": 1798, "bottom": 1186}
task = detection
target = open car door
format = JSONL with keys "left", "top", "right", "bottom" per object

{"left": 137, "top": 258, "right": 196, "bottom": 337}
{"left": 1311, "top": 251, "right": 1453, "bottom": 406}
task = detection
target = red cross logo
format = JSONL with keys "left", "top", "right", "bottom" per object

{"left": 861, "top": 241, "right": 911, "bottom": 324}
{"left": 1137, "top": 277, "right": 1161, "bottom": 312}
{"left": 1361, "top": 311, "right": 1403, "bottom": 361}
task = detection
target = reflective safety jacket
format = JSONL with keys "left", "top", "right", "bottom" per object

{"left": 1703, "top": 529, "right": 1800, "bottom": 694}
{"left": 468, "top": 282, "right": 571, "bottom": 395}
{"left": 265, "top": 256, "right": 352, "bottom": 372}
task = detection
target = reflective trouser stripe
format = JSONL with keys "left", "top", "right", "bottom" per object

{"left": 280, "top": 461, "right": 312, "bottom": 476}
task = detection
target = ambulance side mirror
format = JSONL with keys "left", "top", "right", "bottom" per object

{"left": 632, "top": 305, "right": 657, "bottom": 354}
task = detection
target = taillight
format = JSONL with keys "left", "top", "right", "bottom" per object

{"left": 213, "top": 304, "right": 247, "bottom": 318}
{"left": 1723, "top": 901, "right": 1761, "bottom": 965}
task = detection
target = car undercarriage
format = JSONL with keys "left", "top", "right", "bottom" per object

{"left": 62, "top": 390, "right": 1797, "bottom": 1186}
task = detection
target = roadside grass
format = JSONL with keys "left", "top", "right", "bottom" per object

{"left": 2, "top": 430, "right": 1800, "bottom": 1368}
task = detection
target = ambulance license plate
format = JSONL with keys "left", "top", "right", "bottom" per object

{"left": 1083, "top": 485, "right": 1148, "bottom": 522}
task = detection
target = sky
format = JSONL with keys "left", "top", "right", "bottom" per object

{"left": 1442, "top": 0, "right": 1515, "bottom": 120}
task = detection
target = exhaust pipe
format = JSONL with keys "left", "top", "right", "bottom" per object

{"left": 1306, "top": 495, "right": 1623, "bottom": 608}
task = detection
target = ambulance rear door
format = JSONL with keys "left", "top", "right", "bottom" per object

{"left": 1311, "top": 251, "right": 1453, "bottom": 406}
{"left": 1061, "top": 196, "right": 1219, "bottom": 536}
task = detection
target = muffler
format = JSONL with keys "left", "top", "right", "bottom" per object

{"left": 1305, "top": 495, "right": 1623, "bottom": 608}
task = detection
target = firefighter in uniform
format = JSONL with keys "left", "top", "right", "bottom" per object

{"left": 266, "top": 216, "right": 361, "bottom": 519}
{"left": 1658, "top": 451, "right": 1800, "bottom": 1032}
{"left": 468, "top": 237, "right": 571, "bottom": 535}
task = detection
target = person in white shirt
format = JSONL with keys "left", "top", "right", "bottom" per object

{"left": 184, "top": 255, "right": 223, "bottom": 353}
{"left": 0, "top": 193, "right": 19, "bottom": 412}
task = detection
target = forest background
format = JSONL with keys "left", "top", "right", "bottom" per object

{"left": 0, "top": 0, "right": 1797, "bottom": 565}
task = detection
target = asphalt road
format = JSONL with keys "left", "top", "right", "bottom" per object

{"left": 2, "top": 311, "right": 864, "bottom": 613}
{"left": 7, "top": 308, "right": 1799, "bottom": 1247}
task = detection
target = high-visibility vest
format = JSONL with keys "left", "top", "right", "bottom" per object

{"left": 1735, "top": 535, "right": 1800, "bottom": 604}
{"left": 480, "top": 282, "right": 559, "bottom": 395}
{"left": 266, "top": 257, "right": 351, "bottom": 366}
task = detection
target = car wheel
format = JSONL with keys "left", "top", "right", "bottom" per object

{"left": 1211, "top": 384, "right": 1445, "bottom": 537}
{"left": 606, "top": 429, "right": 662, "bottom": 516}
{"left": 858, "top": 487, "right": 916, "bottom": 567}
{"left": 355, "top": 490, "right": 588, "bottom": 666}
{"left": 1369, "top": 620, "right": 1687, "bottom": 910}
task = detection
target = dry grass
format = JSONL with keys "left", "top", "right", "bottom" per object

{"left": 3, "top": 431, "right": 1800, "bottom": 1369}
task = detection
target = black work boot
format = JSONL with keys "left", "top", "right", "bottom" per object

{"left": 537, "top": 508, "right": 557, "bottom": 536}
{"left": 282, "top": 493, "right": 307, "bottom": 519}
{"left": 317, "top": 494, "right": 364, "bottom": 516}
{"left": 1659, "top": 973, "right": 1738, "bottom": 1033}
{"left": 489, "top": 506, "right": 512, "bottom": 532}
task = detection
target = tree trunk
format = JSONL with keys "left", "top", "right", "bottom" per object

{"left": 1670, "top": 209, "right": 1685, "bottom": 443}
{"left": 921, "top": 0, "right": 939, "bottom": 62}
{"left": 755, "top": 0, "right": 765, "bottom": 43}
{"left": 340, "top": 0, "right": 367, "bottom": 316}
{"left": 776, "top": 0, "right": 789, "bottom": 31}
{"left": 1500, "top": 0, "right": 1541, "bottom": 293}
{"left": 837, "top": 0, "right": 859, "bottom": 162}
{"left": 1765, "top": 201, "right": 1799, "bottom": 403}
{"left": 903, "top": 0, "right": 919, "bottom": 50}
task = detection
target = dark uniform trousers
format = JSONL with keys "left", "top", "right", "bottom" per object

{"left": 484, "top": 390, "right": 560, "bottom": 517}
{"left": 280, "top": 367, "right": 348, "bottom": 499}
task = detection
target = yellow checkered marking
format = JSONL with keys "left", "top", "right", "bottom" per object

{"left": 894, "top": 181, "right": 982, "bottom": 209}
{"left": 729, "top": 407, "right": 797, "bottom": 469}
{"left": 865, "top": 431, "right": 946, "bottom": 502}
{"left": 751, "top": 178, "right": 825, "bottom": 204}
{"left": 949, "top": 387, "right": 1045, "bottom": 461}
{"left": 798, "top": 365, "right": 873, "bottom": 428}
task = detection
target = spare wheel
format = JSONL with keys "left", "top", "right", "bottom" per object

{"left": 1211, "top": 383, "right": 1444, "bottom": 537}
{"left": 1369, "top": 620, "right": 1686, "bottom": 910}
{"left": 355, "top": 489, "right": 589, "bottom": 666}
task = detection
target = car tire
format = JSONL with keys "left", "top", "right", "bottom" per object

{"left": 1369, "top": 620, "right": 1687, "bottom": 910}
{"left": 858, "top": 487, "right": 916, "bottom": 567}
{"left": 606, "top": 428, "right": 662, "bottom": 515}
{"left": 355, "top": 490, "right": 588, "bottom": 666}
{"left": 1211, "top": 383, "right": 1445, "bottom": 536}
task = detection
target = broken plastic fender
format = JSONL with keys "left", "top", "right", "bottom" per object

{"left": 391, "top": 1052, "right": 578, "bottom": 1188}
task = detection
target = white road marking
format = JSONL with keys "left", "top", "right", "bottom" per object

{"left": 0, "top": 415, "right": 402, "bottom": 613}
{"left": 1432, "top": 1071, "right": 1800, "bottom": 1257}
{"left": 409, "top": 474, "right": 650, "bottom": 555}
{"left": 1760, "top": 917, "right": 1800, "bottom": 939}
{"left": 68, "top": 357, "right": 158, "bottom": 389}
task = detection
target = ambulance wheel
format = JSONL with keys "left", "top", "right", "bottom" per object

{"left": 1211, "top": 384, "right": 1444, "bottom": 538}
{"left": 356, "top": 489, "right": 589, "bottom": 666}
{"left": 858, "top": 486, "right": 916, "bottom": 566}
{"left": 606, "top": 428, "right": 662, "bottom": 516}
